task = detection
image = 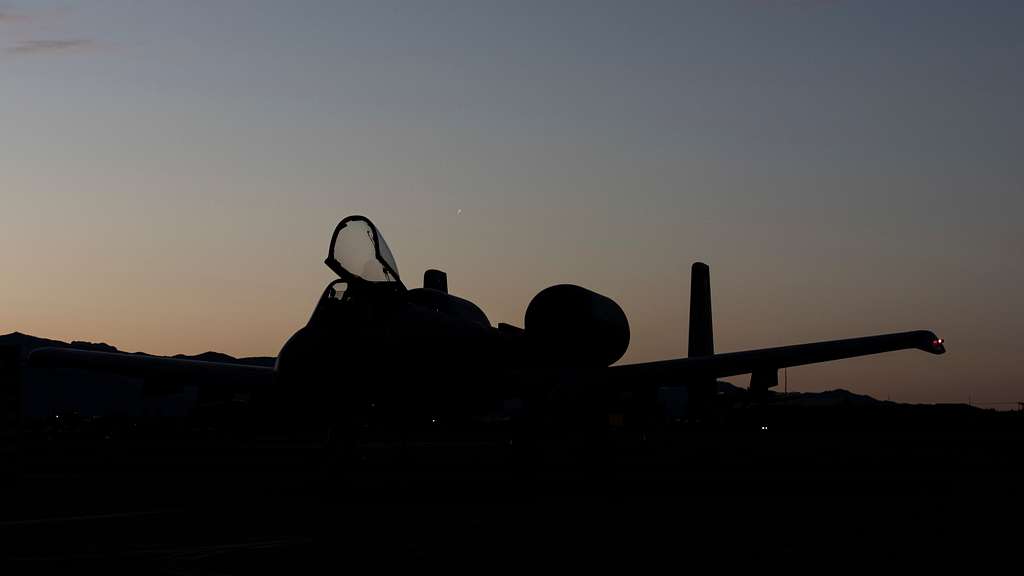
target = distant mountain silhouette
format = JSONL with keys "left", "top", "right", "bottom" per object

{"left": 715, "top": 375, "right": 987, "bottom": 412}
{"left": 770, "top": 388, "right": 882, "bottom": 408}
{"left": 711, "top": 379, "right": 882, "bottom": 407}
{"left": 0, "top": 331, "right": 116, "bottom": 355}
{"left": 0, "top": 332, "right": 275, "bottom": 367}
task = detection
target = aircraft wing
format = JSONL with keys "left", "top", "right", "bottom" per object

{"left": 607, "top": 330, "right": 945, "bottom": 386}
{"left": 27, "top": 347, "right": 275, "bottom": 387}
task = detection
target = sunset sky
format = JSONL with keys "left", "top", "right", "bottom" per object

{"left": 2, "top": 1, "right": 1021, "bottom": 405}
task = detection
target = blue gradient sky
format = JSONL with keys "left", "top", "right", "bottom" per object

{"left": 2, "top": 1, "right": 1021, "bottom": 404}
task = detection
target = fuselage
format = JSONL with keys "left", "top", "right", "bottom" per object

{"left": 271, "top": 277, "right": 634, "bottom": 445}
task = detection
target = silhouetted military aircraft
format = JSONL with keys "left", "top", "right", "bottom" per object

{"left": 28, "top": 215, "right": 945, "bottom": 445}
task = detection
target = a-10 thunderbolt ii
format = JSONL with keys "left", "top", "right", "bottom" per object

{"left": 29, "top": 215, "right": 946, "bottom": 450}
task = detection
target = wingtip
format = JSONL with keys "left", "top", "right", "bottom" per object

{"left": 925, "top": 332, "right": 946, "bottom": 354}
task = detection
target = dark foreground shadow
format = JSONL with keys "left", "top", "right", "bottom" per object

{"left": 2, "top": 403, "right": 1021, "bottom": 572}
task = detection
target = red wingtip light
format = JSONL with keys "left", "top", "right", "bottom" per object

{"left": 932, "top": 338, "right": 945, "bottom": 350}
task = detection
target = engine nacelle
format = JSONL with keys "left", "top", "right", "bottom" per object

{"left": 525, "top": 284, "right": 630, "bottom": 367}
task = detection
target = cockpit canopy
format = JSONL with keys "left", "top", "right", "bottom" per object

{"left": 326, "top": 216, "right": 403, "bottom": 286}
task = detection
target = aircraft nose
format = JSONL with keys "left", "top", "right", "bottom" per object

{"left": 930, "top": 337, "right": 946, "bottom": 354}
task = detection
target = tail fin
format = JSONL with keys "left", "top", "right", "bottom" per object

{"left": 688, "top": 262, "right": 714, "bottom": 357}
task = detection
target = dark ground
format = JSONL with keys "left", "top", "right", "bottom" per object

{"left": 2, "top": 401, "right": 1021, "bottom": 573}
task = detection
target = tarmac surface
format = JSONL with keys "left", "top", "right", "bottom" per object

{"left": 3, "top": 408, "right": 1021, "bottom": 572}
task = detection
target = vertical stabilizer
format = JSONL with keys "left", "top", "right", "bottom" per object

{"left": 688, "top": 262, "right": 714, "bottom": 357}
